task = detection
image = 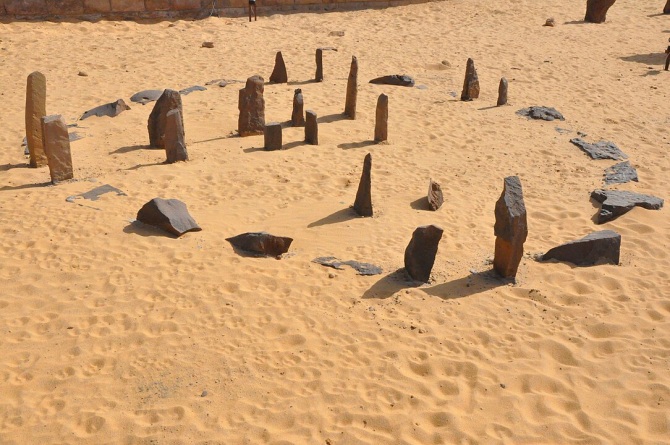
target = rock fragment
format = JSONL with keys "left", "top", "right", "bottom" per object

{"left": 312, "top": 257, "right": 382, "bottom": 276}
{"left": 264, "top": 122, "right": 282, "bottom": 151}
{"left": 226, "top": 232, "right": 293, "bottom": 257}
{"left": 591, "top": 189, "right": 664, "bottom": 223}
{"left": 41, "top": 114, "right": 74, "bottom": 183}
{"left": 165, "top": 109, "right": 188, "bottom": 163}
{"left": 148, "top": 89, "right": 183, "bottom": 149}
{"left": 497, "top": 77, "right": 508, "bottom": 106}
{"left": 238, "top": 75, "right": 265, "bottom": 136}
{"left": 369, "top": 75, "right": 415, "bottom": 87}
{"left": 353, "top": 153, "right": 373, "bottom": 217}
{"left": 570, "top": 138, "right": 627, "bottom": 160}
{"left": 460, "top": 58, "right": 480, "bottom": 101}
{"left": 516, "top": 106, "right": 564, "bottom": 121}
{"left": 136, "top": 198, "right": 201, "bottom": 237}
{"left": 305, "top": 110, "right": 318, "bottom": 145}
{"left": 404, "top": 225, "right": 444, "bottom": 282}
{"left": 603, "top": 161, "right": 638, "bottom": 185}
{"left": 80, "top": 99, "right": 130, "bottom": 120}
{"left": 542, "top": 230, "right": 621, "bottom": 266}
{"left": 427, "top": 179, "right": 443, "bottom": 211}
{"left": 291, "top": 89, "right": 305, "bottom": 127}
{"left": 493, "top": 176, "right": 528, "bottom": 278}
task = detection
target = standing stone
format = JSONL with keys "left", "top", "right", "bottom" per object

{"left": 315, "top": 48, "right": 324, "bottom": 82}
{"left": 404, "top": 225, "right": 444, "bottom": 283}
{"left": 238, "top": 75, "right": 265, "bottom": 137}
{"left": 584, "top": 0, "right": 616, "bottom": 23}
{"left": 291, "top": 89, "right": 305, "bottom": 127}
{"left": 148, "top": 89, "right": 183, "bottom": 149}
{"left": 41, "top": 115, "right": 73, "bottom": 183}
{"left": 269, "top": 51, "right": 288, "bottom": 83}
{"left": 497, "top": 77, "right": 508, "bottom": 106}
{"left": 427, "top": 179, "right": 444, "bottom": 211}
{"left": 665, "top": 0, "right": 670, "bottom": 14}
{"left": 344, "top": 56, "right": 358, "bottom": 119}
{"left": 25, "top": 71, "right": 48, "bottom": 168}
{"left": 374, "top": 93, "right": 388, "bottom": 143}
{"left": 305, "top": 110, "right": 318, "bottom": 145}
{"left": 460, "top": 58, "right": 480, "bottom": 101}
{"left": 164, "top": 109, "right": 188, "bottom": 163}
{"left": 493, "top": 176, "right": 528, "bottom": 279}
{"left": 353, "top": 153, "right": 372, "bottom": 217}
{"left": 264, "top": 122, "right": 282, "bottom": 151}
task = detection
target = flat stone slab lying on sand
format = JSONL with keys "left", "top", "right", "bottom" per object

{"left": 226, "top": 232, "right": 293, "bottom": 257}
{"left": 130, "top": 89, "right": 163, "bottom": 104}
{"left": 179, "top": 85, "right": 206, "bottom": 96}
{"left": 542, "top": 230, "right": 621, "bottom": 266}
{"left": 570, "top": 138, "right": 627, "bottom": 160}
{"left": 604, "top": 161, "right": 638, "bottom": 184}
{"left": 312, "top": 257, "right": 383, "bottom": 276}
{"left": 369, "top": 75, "right": 415, "bottom": 87}
{"left": 80, "top": 99, "right": 131, "bottom": 120}
{"left": 205, "top": 79, "right": 244, "bottom": 87}
{"left": 591, "top": 189, "right": 664, "bottom": 223}
{"left": 516, "top": 106, "right": 564, "bottom": 121}
{"left": 136, "top": 198, "right": 201, "bottom": 237}
{"left": 66, "top": 184, "right": 126, "bottom": 203}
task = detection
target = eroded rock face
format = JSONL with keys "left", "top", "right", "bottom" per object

{"left": 238, "top": 75, "right": 265, "bottom": 137}
{"left": 427, "top": 179, "right": 443, "bottom": 211}
{"left": 369, "top": 75, "right": 415, "bottom": 87}
{"left": 315, "top": 48, "right": 324, "bottom": 82}
{"left": 269, "top": 51, "right": 288, "bottom": 83}
{"left": 460, "top": 58, "right": 480, "bottom": 101}
{"left": 148, "top": 89, "right": 183, "bottom": 149}
{"left": 344, "top": 56, "right": 358, "bottom": 119}
{"left": 353, "top": 153, "right": 373, "bottom": 217}
{"left": 516, "top": 106, "right": 564, "bottom": 121}
{"left": 570, "top": 138, "right": 627, "bottom": 160}
{"left": 493, "top": 176, "right": 528, "bottom": 279}
{"left": 374, "top": 93, "right": 388, "bottom": 142}
{"left": 603, "top": 161, "right": 638, "bottom": 185}
{"left": 291, "top": 89, "right": 305, "bottom": 127}
{"left": 585, "top": 0, "right": 617, "bottom": 23}
{"left": 591, "top": 189, "right": 664, "bottom": 223}
{"left": 165, "top": 109, "right": 188, "bottom": 163}
{"left": 226, "top": 232, "right": 293, "bottom": 257}
{"left": 26, "top": 71, "right": 48, "bottom": 168}
{"left": 497, "top": 77, "right": 508, "bottom": 106}
{"left": 264, "top": 123, "right": 282, "bottom": 151}
{"left": 305, "top": 110, "right": 318, "bottom": 145}
{"left": 542, "top": 230, "right": 621, "bottom": 266}
{"left": 80, "top": 99, "right": 130, "bottom": 120}
{"left": 136, "top": 198, "right": 201, "bottom": 237}
{"left": 41, "top": 115, "right": 73, "bottom": 183}
{"left": 404, "top": 224, "right": 444, "bottom": 282}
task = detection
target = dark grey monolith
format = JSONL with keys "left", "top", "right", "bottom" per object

{"left": 305, "top": 110, "right": 318, "bottom": 145}
{"left": 353, "top": 153, "right": 372, "bottom": 217}
{"left": 315, "top": 48, "right": 324, "bottom": 82}
{"left": 374, "top": 94, "right": 388, "bottom": 142}
{"left": 148, "top": 89, "right": 183, "bottom": 149}
{"left": 26, "top": 71, "right": 48, "bottom": 167}
{"left": 238, "top": 75, "right": 265, "bottom": 137}
{"left": 264, "top": 122, "right": 282, "bottom": 151}
{"left": 292, "top": 89, "right": 305, "bottom": 127}
{"left": 404, "top": 225, "right": 444, "bottom": 282}
{"left": 165, "top": 109, "right": 188, "bottom": 163}
{"left": 344, "top": 56, "right": 358, "bottom": 119}
{"left": 269, "top": 51, "right": 288, "bottom": 83}
{"left": 493, "top": 176, "right": 528, "bottom": 278}
{"left": 460, "top": 58, "right": 480, "bottom": 101}
{"left": 41, "top": 115, "right": 73, "bottom": 183}
{"left": 497, "top": 78, "right": 508, "bottom": 106}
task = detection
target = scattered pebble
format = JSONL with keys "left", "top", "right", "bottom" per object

{"left": 201, "top": 390, "right": 208, "bottom": 397}
{"left": 202, "top": 41, "right": 214, "bottom": 48}
{"left": 78, "top": 71, "right": 88, "bottom": 77}
{"left": 544, "top": 17, "right": 555, "bottom": 27}
{"left": 329, "top": 31, "right": 345, "bottom": 37}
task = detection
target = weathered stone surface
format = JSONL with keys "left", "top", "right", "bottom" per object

{"left": 26, "top": 71, "right": 48, "bottom": 168}
{"left": 291, "top": 89, "right": 305, "bottom": 127}
{"left": 585, "top": 0, "right": 616, "bottom": 23}
{"left": 369, "top": 75, "right": 415, "bottom": 87}
{"left": 269, "top": 51, "right": 288, "bottom": 83}
{"left": 312, "top": 257, "right": 383, "bottom": 276}
{"left": 130, "top": 89, "right": 163, "bottom": 105}
{"left": 264, "top": 122, "right": 282, "bottom": 151}
{"left": 148, "top": 89, "right": 183, "bottom": 149}
{"left": 493, "top": 176, "right": 528, "bottom": 279}
{"left": 374, "top": 93, "right": 388, "bottom": 142}
{"left": 460, "top": 58, "right": 480, "bottom": 101}
{"left": 41, "top": 115, "right": 74, "bottom": 183}
{"left": 604, "top": 161, "right": 638, "bottom": 185}
{"left": 136, "top": 198, "right": 201, "bottom": 237}
{"left": 6, "top": 0, "right": 48, "bottom": 15}
{"left": 542, "top": 230, "right": 621, "bottom": 266}
{"left": 66, "top": 184, "right": 126, "bottom": 203}
{"left": 570, "top": 138, "right": 627, "bottom": 160}
{"left": 305, "top": 110, "right": 318, "bottom": 145}
{"left": 315, "top": 48, "right": 324, "bottom": 82}
{"left": 165, "top": 109, "right": 188, "bottom": 163}
{"left": 497, "top": 77, "right": 508, "bottom": 106}
{"left": 80, "top": 98, "right": 130, "bottom": 120}
{"left": 344, "top": 56, "right": 358, "bottom": 119}
{"left": 84, "top": 0, "right": 112, "bottom": 13}
{"left": 404, "top": 224, "right": 444, "bottom": 282}
{"left": 591, "top": 189, "right": 664, "bottom": 223}
{"left": 226, "top": 232, "right": 293, "bottom": 257}
{"left": 238, "top": 75, "right": 265, "bottom": 137}
{"left": 353, "top": 153, "right": 373, "bottom": 217}
{"left": 201, "top": 41, "right": 214, "bottom": 48}
{"left": 179, "top": 85, "right": 206, "bottom": 96}
{"left": 516, "top": 106, "right": 564, "bottom": 121}
{"left": 427, "top": 179, "right": 443, "bottom": 211}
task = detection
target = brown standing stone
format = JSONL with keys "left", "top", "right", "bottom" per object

{"left": 41, "top": 115, "right": 73, "bottom": 183}
{"left": 264, "top": 122, "right": 282, "bottom": 151}
{"left": 353, "top": 153, "right": 372, "bottom": 217}
{"left": 493, "top": 176, "right": 528, "bottom": 279}
{"left": 305, "top": 110, "right": 318, "bottom": 145}
{"left": 344, "top": 56, "right": 358, "bottom": 119}
{"left": 165, "top": 109, "right": 188, "bottom": 163}
{"left": 269, "top": 51, "right": 288, "bottom": 84}
{"left": 404, "top": 225, "right": 444, "bottom": 283}
{"left": 148, "top": 89, "right": 183, "bottom": 149}
{"left": 238, "top": 75, "right": 265, "bottom": 137}
{"left": 427, "top": 179, "right": 443, "bottom": 211}
{"left": 584, "top": 0, "right": 617, "bottom": 23}
{"left": 665, "top": 0, "right": 670, "bottom": 14}
{"left": 291, "top": 89, "right": 305, "bottom": 127}
{"left": 461, "top": 58, "right": 480, "bottom": 101}
{"left": 315, "top": 48, "right": 323, "bottom": 82}
{"left": 25, "top": 71, "right": 48, "bottom": 168}
{"left": 497, "top": 77, "right": 508, "bottom": 106}
{"left": 374, "top": 93, "right": 388, "bottom": 143}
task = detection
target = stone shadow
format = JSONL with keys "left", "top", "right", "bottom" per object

{"left": 307, "top": 207, "right": 357, "bottom": 228}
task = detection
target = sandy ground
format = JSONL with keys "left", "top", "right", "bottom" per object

{"left": 0, "top": 0, "right": 669, "bottom": 443}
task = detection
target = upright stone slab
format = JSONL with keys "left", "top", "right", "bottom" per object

{"left": 542, "top": 230, "right": 621, "bottom": 266}
{"left": 497, "top": 77, "right": 508, "bottom": 106}
{"left": 374, "top": 93, "right": 388, "bottom": 143}
{"left": 315, "top": 48, "right": 324, "bottom": 82}
{"left": 427, "top": 179, "right": 444, "bottom": 211}
{"left": 25, "top": 71, "right": 48, "bottom": 168}
{"left": 41, "top": 115, "right": 73, "bottom": 183}
{"left": 353, "top": 153, "right": 372, "bottom": 217}
{"left": 291, "top": 89, "right": 305, "bottom": 127}
{"left": 305, "top": 110, "right": 318, "bottom": 145}
{"left": 585, "top": 0, "right": 616, "bottom": 23}
{"left": 264, "top": 122, "right": 282, "bottom": 151}
{"left": 269, "top": 51, "right": 288, "bottom": 84}
{"left": 238, "top": 75, "right": 265, "bottom": 137}
{"left": 164, "top": 109, "right": 188, "bottom": 163}
{"left": 148, "top": 89, "right": 183, "bottom": 149}
{"left": 665, "top": 0, "right": 670, "bottom": 14}
{"left": 344, "top": 56, "right": 358, "bottom": 119}
{"left": 404, "top": 225, "right": 444, "bottom": 283}
{"left": 493, "top": 176, "right": 528, "bottom": 278}
{"left": 460, "top": 58, "right": 480, "bottom": 101}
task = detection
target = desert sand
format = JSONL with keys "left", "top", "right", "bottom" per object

{"left": 1, "top": 0, "right": 669, "bottom": 443}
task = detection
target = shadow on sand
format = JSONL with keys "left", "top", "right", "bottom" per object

{"left": 308, "top": 207, "right": 358, "bottom": 228}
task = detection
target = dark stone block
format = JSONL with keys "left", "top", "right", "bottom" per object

{"left": 305, "top": 110, "right": 318, "bottom": 145}
{"left": 404, "top": 224, "right": 444, "bottom": 282}
{"left": 494, "top": 176, "right": 528, "bottom": 278}
{"left": 269, "top": 51, "right": 288, "bottom": 83}
{"left": 136, "top": 198, "right": 201, "bottom": 237}
{"left": 585, "top": 0, "right": 616, "bottom": 23}
{"left": 591, "top": 189, "right": 664, "bottom": 223}
{"left": 570, "top": 138, "right": 627, "bottom": 160}
{"left": 148, "top": 89, "right": 183, "bottom": 149}
{"left": 369, "top": 74, "right": 415, "bottom": 87}
{"left": 291, "top": 89, "right": 305, "bottom": 127}
{"left": 497, "top": 77, "right": 508, "bottom": 106}
{"left": 374, "top": 93, "right": 388, "bottom": 142}
{"left": 238, "top": 75, "right": 265, "bottom": 137}
{"left": 264, "top": 122, "right": 282, "bottom": 151}
{"left": 315, "top": 48, "right": 323, "bottom": 82}
{"left": 603, "top": 161, "right": 638, "bottom": 185}
{"left": 353, "top": 153, "right": 373, "bottom": 217}
{"left": 80, "top": 98, "right": 130, "bottom": 120}
{"left": 460, "top": 58, "right": 479, "bottom": 101}
{"left": 344, "top": 56, "right": 358, "bottom": 119}
{"left": 165, "top": 109, "right": 188, "bottom": 163}
{"left": 226, "top": 232, "right": 293, "bottom": 257}
{"left": 542, "top": 230, "right": 621, "bottom": 266}
{"left": 516, "top": 106, "right": 564, "bottom": 121}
